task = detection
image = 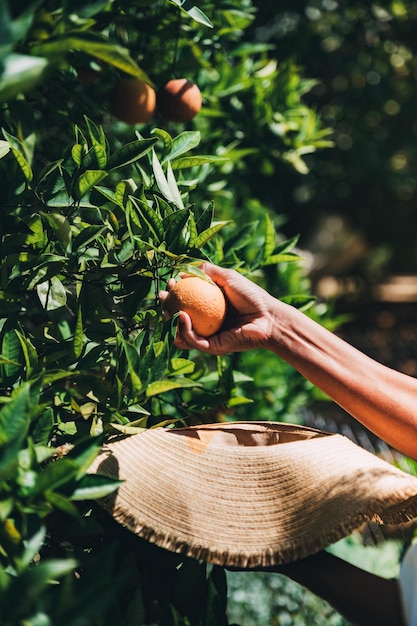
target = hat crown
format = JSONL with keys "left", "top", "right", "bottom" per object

{"left": 167, "top": 421, "right": 326, "bottom": 450}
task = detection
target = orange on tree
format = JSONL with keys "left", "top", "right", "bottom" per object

{"left": 156, "top": 78, "right": 202, "bottom": 123}
{"left": 165, "top": 276, "right": 226, "bottom": 337}
{"left": 110, "top": 77, "right": 156, "bottom": 124}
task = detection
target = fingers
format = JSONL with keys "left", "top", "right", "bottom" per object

{"left": 174, "top": 311, "right": 212, "bottom": 352}
{"left": 159, "top": 277, "right": 177, "bottom": 320}
{"left": 197, "top": 262, "right": 235, "bottom": 289}
{"left": 159, "top": 278, "right": 176, "bottom": 301}
{"left": 198, "top": 263, "right": 258, "bottom": 310}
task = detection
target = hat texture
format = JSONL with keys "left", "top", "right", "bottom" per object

{"left": 89, "top": 421, "right": 417, "bottom": 567}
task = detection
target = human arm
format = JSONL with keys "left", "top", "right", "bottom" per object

{"left": 265, "top": 550, "right": 405, "bottom": 626}
{"left": 160, "top": 263, "right": 417, "bottom": 459}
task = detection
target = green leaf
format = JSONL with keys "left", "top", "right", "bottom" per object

{"left": 18, "top": 524, "right": 46, "bottom": 570}
{"left": 84, "top": 117, "right": 107, "bottom": 169}
{"left": 146, "top": 379, "right": 202, "bottom": 397}
{"left": 138, "top": 342, "right": 157, "bottom": 387}
{"left": 25, "top": 215, "right": 44, "bottom": 247}
{"left": 83, "top": 146, "right": 101, "bottom": 170}
{"left": 150, "top": 127, "right": 173, "bottom": 153}
{"left": 94, "top": 185, "right": 118, "bottom": 206}
{"left": 263, "top": 214, "right": 276, "bottom": 261}
{"left": 282, "top": 150, "right": 309, "bottom": 174}
{"left": 195, "top": 221, "right": 231, "bottom": 248}
{"left": 169, "top": 358, "right": 195, "bottom": 375}
{"left": 73, "top": 224, "right": 108, "bottom": 251}
{"left": 70, "top": 473, "right": 123, "bottom": 501}
{"left": 0, "top": 141, "right": 10, "bottom": 159}
{"left": 42, "top": 211, "right": 72, "bottom": 249}
{"left": 107, "top": 138, "right": 157, "bottom": 170}
{"left": 271, "top": 235, "right": 300, "bottom": 255}
{"left": 15, "top": 558, "right": 78, "bottom": 595}
{"left": 227, "top": 395, "right": 253, "bottom": 407}
{"left": 31, "top": 408, "right": 54, "bottom": 446}
{"left": 129, "top": 196, "right": 164, "bottom": 243}
{"left": 66, "top": 436, "right": 105, "bottom": 477}
{"left": 44, "top": 491, "right": 79, "bottom": 517}
{"left": 170, "top": 0, "right": 214, "bottom": 28}
{"left": 0, "top": 53, "right": 48, "bottom": 102}
{"left": 19, "top": 444, "right": 54, "bottom": 469}
{"left": 116, "top": 179, "right": 136, "bottom": 209}
{"left": 23, "top": 256, "right": 67, "bottom": 291}
{"left": 34, "top": 458, "right": 79, "bottom": 495}
{"left": 153, "top": 194, "right": 174, "bottom": 219}
{"left": 0, "top": 498, "right": 14, "bottom": 521}
{"left": 36, "top": 276, "right": 67, "bottom": 311}
{"left": 1, "top": 328, "right": 21, "bottom": 381}
{"left": 163, "top": 209, "right": 190, "bottom": 253}
{"left": 263, "top": 252, "right": 304, "bottom": 265}
{"left": 148, "top": 337, "right": 170, "bottom": 384}
{"left": 32, "top": 33, "right": 151, "bottom": 81}
{"left": 193, "top": 201, "right": 214, "bottom": 234}
{"left": 71, "top": 143, "right": 84, "bottom": 167}
{"left": 74, "top": 307, "right": 84, "bottom": 359}
{"left": 224, "top": 221, "right": 258, "bottom": 254}
{"left": 0, "top": 385, "right": 32, "bottom": 481}
{"left": 166, "top": 161, "right": 185, "bottom": 210}
{"left": 107, "top": 423, "right": 147, "bottom": 436}
{"left": 187, "top": 212, "right": 198, "bottom": 247}
{"left": 152, "top": 149, "right": 184, "bottom": 209}
{"left": 120, "top": 335, "right": 143, "bottom": 394}
{"left": 40, "top": 372, "right": 77, "bottom": 390}
{"left": 0, "top": 383, "right": 31, "bottom": 446}
{"left": 15, "top": 330, "right": 38, "bottom": 378}
{"left": 171, "top": 155, "right": 228, "bottom": 170}
{"left": 175, "top": 264, "right": 217, "bottom": 283}
{"left": 162, "top": 131, "right": 201, "bottom": 163}
{"left": 75, "top": 169, "right": 107, "bottom": 199}
{"left": 2, "top": 129, "right": 33, "bottom": 181}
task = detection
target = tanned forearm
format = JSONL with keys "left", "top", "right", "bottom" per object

{"left": 164, "top": 264, "right": 417, "bottom": 459}
{"left": 268, "top": 301, "right": 417, "bottom": 460}
{"left": 269, "top": 551, "right": 405, "bottom": 626}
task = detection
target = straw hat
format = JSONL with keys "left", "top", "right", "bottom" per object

{"left": 89, "top": 421, "right": 417, "bottom": 568}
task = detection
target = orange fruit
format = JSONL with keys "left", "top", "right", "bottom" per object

{"left": 156, "top": 78, "right": 202, "bottom": 122}
{"left": 110, "top": 77, "right": 156, "bottom": 124}
{"left": 165, "top": 276, "right": 226, "bottom": 337}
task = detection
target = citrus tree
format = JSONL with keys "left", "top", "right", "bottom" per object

{"left": 0, "top": 1, "right": 337, "bottom": 623}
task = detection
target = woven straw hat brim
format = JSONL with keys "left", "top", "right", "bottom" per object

{"left": 89, "top": 421, "right": 417, "bottom": 568}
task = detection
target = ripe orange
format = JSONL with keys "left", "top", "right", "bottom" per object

{"left": 156, "top": 78, "right": 202, "bottom": 123}
{"left": 110, "top": 77, "right": 156, "bottom": 124}
{"left": 165, "top": 276, "right": 226, "bottom": 337}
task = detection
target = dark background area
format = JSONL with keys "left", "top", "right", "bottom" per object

{"left": 246, "top": 1, "right": 417, "bottom": 278}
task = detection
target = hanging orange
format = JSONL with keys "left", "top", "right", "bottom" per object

{"left": 110, "top": 77, "right": 156, "bottom": 124}
{"left": 157, "top": 78, "right": 202, "bottom": 123}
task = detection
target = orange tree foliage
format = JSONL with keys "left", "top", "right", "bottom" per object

{"left": 0, "top": 1, "right": 336, "bottom": 623}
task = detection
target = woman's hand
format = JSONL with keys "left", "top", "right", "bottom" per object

{"left": 159, "top": 263, "right": 279, "bottom": 355}
{"left": 161, "top": 262, "right": 417, "bottom": 459}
